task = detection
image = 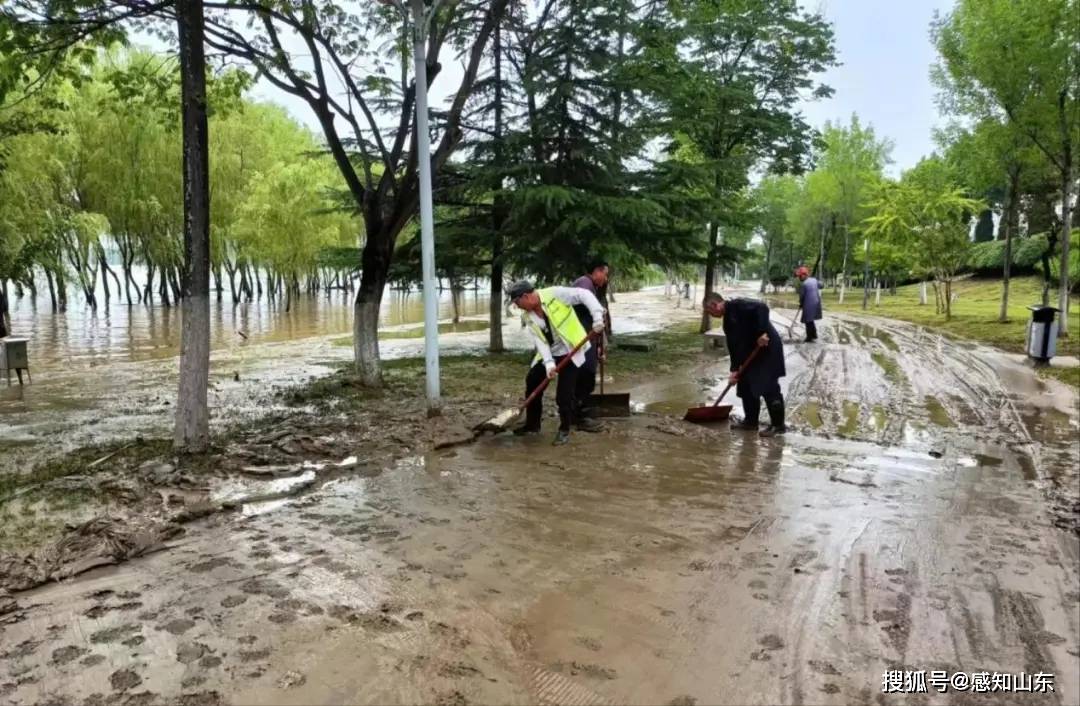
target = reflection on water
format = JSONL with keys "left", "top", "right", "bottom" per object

{"left": 6, "top": 285, "right": 490, "bottom": 371}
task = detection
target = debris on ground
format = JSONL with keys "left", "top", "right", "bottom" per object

{"left": 0, "top": 516, "right": 183, "bottom": 592}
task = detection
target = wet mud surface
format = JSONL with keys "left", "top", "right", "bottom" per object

{"left": 1, "top": 308, "right": 1078, "bottom": 705}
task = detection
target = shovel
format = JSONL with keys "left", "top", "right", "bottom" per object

{"left": 585, "top": 344, "right": 631, "bottom": 417}
{"left": 786, "top": 307, "right": 802, "bottom": 341}
{"left": 684, "top": 345, "right": 764, "bottom": 424}
{"left": 474, "top": 331, "right": 599, "bottom": 434}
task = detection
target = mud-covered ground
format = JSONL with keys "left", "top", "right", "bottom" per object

{"left": 1, "top": 301, "right": 1078, "bottom": 706}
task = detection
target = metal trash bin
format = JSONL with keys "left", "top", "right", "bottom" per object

{"left": 1025, "top": 306, "right": 1059, "bottom": 362}
{"left": 0, "top": 337, "right": 30, "bottom": 385}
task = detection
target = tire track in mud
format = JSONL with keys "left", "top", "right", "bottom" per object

{"left": 850, "top": 315, "right": 1051, "bottom": 487}
{"left": 790, "top": 314, "right": 1044, "bottom": 468}
{"left": 787, "top": 326, "right": 908, "bottom": 446}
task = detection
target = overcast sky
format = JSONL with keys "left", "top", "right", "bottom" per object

{"left": 232, "top": 0, "right": 955, "bottom": 178}
{"left": 800, "top": 0, "right": 954, "bottom": 176}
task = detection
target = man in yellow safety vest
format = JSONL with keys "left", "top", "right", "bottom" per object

{"left": 508, "top": 280, "right": 606, "bottom": 445}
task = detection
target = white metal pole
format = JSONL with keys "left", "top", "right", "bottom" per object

{"left": 410, "top": 0, "right": 441, "bottom": 413}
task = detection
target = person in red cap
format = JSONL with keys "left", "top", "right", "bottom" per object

{"left": 795, "top": 266, "right": 822, "bottom": 342}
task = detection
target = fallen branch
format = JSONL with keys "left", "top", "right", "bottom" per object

{"left": 87, "top": 443, "right": 135, "bottom": 470}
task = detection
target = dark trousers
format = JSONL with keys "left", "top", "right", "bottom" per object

{"left": 575, "top": 346, "right": 599, "bottom": 414}
{"left": 805, "top": 320, "right": 818, "bottom": 341}
{"left": 525, "top": 356, "right": 580, "bottom": 432}
{"left": 741, "top": 381, "right": 785, "bottom": 428}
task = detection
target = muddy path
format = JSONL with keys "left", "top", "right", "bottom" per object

{"left": 2, "top": 310, "right": 1078, "bottom": 706}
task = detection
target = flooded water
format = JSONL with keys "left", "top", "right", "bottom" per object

{"left": 5, "top": 284, "right": 490, "bottom": 368}
{"left": 0, "top": 285, "right": 700, "bottom": 468}
{"left": 0, "top": 283, "right": 486, "bottom": 461}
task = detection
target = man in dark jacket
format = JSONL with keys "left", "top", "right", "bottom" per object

{"left": 796, "top": 266, "right": 823, "bottom": 342}
{"left": 704, "top": 292, "right": 786, "bottom": 436}
{"left": 571, "top": 259, "right": 610, "bottom": 423}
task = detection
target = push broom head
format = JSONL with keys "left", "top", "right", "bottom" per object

{"left": 683, "top": 404, "right": 733, "bottom": 424}
{"left": 473, "top": 407, "right": 524, "bottom": 434}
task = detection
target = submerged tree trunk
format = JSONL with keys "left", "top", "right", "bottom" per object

{"left": 99, "top": 249, "right": 111, "bottom": 306}
{"left": 145, "top": 263, "right": 155, "bottom": 304}
{"left": 174, "top": 0, "right": 212, "bottom": 453}
{"left": 98, "top": 245, "right": 121, "bottom": 308}
{"left": 239, "top": 265, "right": 251, "bottom": 302}
{"left": 450, "top": 279, "right": 461, "bottom": 324}
{"left": 225, "top": 260, "right": 238, "bottom": 303}
{"left": 0, "top": 279, "right": 9, "bottom": 337}
{"left": 213, "top": 265, "right": 223, "bottom": 300}
{"left": 160, "top": 271, "right": 171, "bottom": 306}
{"left": 169, "top": 267, "right": 183, "bottom": 302}
{"left": 118, "top": 237, "right": 134, "bottom": 305}
{"left": 56, "top": 270, "right": 68, "bottom": 312}
{"left": 45, "top": 269, "right": 57, "bottom": 313}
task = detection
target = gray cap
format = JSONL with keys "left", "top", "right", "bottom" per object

{"left": 506, "top": 280, "right": 535, "bottom": 301}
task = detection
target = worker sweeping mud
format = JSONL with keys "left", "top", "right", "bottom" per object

{"left": 796, "top": 266, "right": 823, "bottom": 342}
{"left": 704, "top": 292, "right": 787, "bottom": 436}
{"left": 571, "top": 259, "right": 610, "bottom": 419}
{"left": 507, "top": 280, "right": 606, "bottom": 445}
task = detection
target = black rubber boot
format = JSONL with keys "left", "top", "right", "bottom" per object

{"left": 761, "top": 399, "right": 787, "bottom": 436}
{"left": 513, "top": 425, "right": 541, "bottom": 436}
{"left": 575, "top": 418, "right": 604, "bottom": 433}
{"left": 552, "top": 430, "right": 571, "bottom": 446}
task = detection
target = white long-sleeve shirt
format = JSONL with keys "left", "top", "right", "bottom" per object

{"left": 524, "top": 286, "right": 606, "bottom": 368}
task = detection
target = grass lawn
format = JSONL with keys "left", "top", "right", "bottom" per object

{"left": 767, "top": 276, "right": 1080, "bottom": 389}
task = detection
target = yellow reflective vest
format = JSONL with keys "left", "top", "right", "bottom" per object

{"left": 522, "top": 288, "right": 589, "bottom": 365}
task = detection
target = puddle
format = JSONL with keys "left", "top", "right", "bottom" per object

{"left": 872, "top": 405, "right": 887, "bottom": 432}
{"left": 871, "top": 352, "right": 903, "bottom": 384}
{"left": 924, "top": 396, "right": 955, "bottom": 428}
{"left": 212, "top": 471, "right": 318, "bottom": 506}
{"left": 640, "top": 379, "right": 721, "bottom": 416}
{"left": 241, "top": 498, "right": 295, "bottom": 517}
{"left": 852, "top": 322, "right": 900, "bottom": 352}
{"left": 1020, "top": 407, "right": 1077, "bottom": 447}
{"left": 799, "top": 401, "right": 824, "bottom": 429}
{"left": 902, "top": 421, "right": 934, "bottom": 447}
{"left": 839, "top": 401, "right": 860, "bottom": 437}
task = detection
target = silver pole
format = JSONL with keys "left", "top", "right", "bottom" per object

{"left": 410, "top": 0, "right": 441, "bottom": 413}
